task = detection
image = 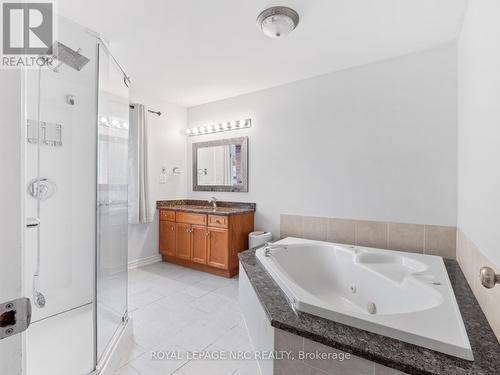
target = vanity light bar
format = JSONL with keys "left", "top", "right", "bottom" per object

{"left": 185, "top": 118, "right": 252, "bottom": 136}
{"left": 99, "top": 116, "right": 129, "bottom": 130}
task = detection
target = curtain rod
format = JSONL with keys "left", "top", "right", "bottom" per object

{"left": 129, "top": 104, "right": 162, "bottom": 116}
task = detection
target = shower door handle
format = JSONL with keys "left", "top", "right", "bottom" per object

{"left": 26, "top": 217, "right": 40, "bottom": 228}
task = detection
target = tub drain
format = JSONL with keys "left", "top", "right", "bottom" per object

{"left": 367, "top": 302, "right": 377, "bottom": 314}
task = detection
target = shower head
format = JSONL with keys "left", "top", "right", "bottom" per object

{"left": 49, "top": 41, "right": 90, "bottom": 72}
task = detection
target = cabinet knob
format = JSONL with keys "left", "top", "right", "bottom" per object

{"left": 205, "top": 232, "right": 210, "bottom": 236}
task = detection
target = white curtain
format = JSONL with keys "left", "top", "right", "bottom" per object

{"left": 128, "top": 104, "right": 153, "bottom": 224}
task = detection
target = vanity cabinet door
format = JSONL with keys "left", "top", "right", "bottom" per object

{"left": 159, "top": 221, "right": 176, "bottom": 256}
{"left": 176, "top": 223, "right": 191, "bottom": 260}
{"left": 191, "top": 225, "right": 208, "bottom": 264}
{"left": 207, "top": 227, "right": 229, "bottom": 269}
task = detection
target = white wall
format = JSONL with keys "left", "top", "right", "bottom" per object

{"left": 187, "top": 44, "right": 458, "bottom": 238}
{"left": 458, "top": 0, "right": 500, "bottom": 268}
{"left": 127, "top": 95, "right": 187, "bottom": 263}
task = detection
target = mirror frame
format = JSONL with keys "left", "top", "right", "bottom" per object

{"left": 192, "top": 136, "right": 249, "bottom": 192}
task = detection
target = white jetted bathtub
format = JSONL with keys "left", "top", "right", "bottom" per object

{"left": 256, "top": 237, "right": 473, "bottom": 360}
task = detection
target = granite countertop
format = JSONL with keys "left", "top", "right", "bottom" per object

{"left": 239, "top": 248, "right": 500, "bottom": 375}
{"left": 157, "top": 199, "right": 256, "bottom": 215}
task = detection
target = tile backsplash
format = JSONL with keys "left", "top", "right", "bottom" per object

{"left": 280, "top": 214, "right": 457, "bottom": 259}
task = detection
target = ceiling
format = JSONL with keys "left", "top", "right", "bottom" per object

{"left": 58, "top": 0, "right": 468, "bottom": 107}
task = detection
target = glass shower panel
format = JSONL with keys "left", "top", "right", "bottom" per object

{"left": 96, "top": 43, "right": 129, "bottom": 362}
{"left": 23, "top": 16, "right": 97, "bottom": 375}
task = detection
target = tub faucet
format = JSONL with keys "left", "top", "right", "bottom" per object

{"left": 263, "top": 242, "right": 287, "bottom": 257}
{"left": 209, "top": 197, "right": 217, "bottom": 208}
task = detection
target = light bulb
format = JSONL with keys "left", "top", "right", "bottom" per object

{"left": 100, "top": 117, "right": 108, "bottom": 124}
{"left": 185, "top": 128, "right": 192, "bottom": 135}
{"left": 111, "top": 119, "right": 119, "bottom": 126}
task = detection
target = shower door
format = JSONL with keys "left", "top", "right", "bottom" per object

{"left": 22, "top": 16, "right": 98, "bottom": 375}
{"left": 95, "top": 42, "right": 130, "bottom": 366}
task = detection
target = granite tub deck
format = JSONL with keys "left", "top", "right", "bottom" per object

{"left": 157, "top": 199, "right": 256, "bottom": 215}
{"left": 238, "top": 248, "right": 500, "bottom": 375}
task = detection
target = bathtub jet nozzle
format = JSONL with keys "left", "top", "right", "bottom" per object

{"left": 367, "top": 302, "right": 377, "bottom": 315}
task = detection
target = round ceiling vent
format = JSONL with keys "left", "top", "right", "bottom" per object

{"left": 257, "top": 6, "right": 299, "bottom": 38}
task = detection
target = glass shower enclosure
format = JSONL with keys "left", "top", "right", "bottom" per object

{"left": 95, "top": 40, "right": 130, "bottom": 367}
{"left": 13, "top": 15, "right": 130, "bottom": 375}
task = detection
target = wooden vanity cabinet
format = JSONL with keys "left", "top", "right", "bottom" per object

{"left": 175, "top": 223, "right": 191, "bottom": 260}
{"left": 159, "top": 209, "right": 254, "bottom": 277}
{"left": 159, "top": 221, "right": 176, "bottom": 257}
{"left": 207, "top": 227, "right": 229, "bottom": 269}
{"left": 191, "top": 225, "right": 208, "bottom": 264}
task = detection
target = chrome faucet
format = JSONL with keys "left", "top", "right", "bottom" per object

{"left": 263, "top": 242, "right": 287, "bottom": 257}
{"left": 209, "top": 197, "right": 217, "bottom": 209}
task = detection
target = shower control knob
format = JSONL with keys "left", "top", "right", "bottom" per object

{"left": 27, "top": 178, "right": 57, "bottom": 201}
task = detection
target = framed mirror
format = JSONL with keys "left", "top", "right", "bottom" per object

{"left": 193, "top": 137, "right": 248, "bottom": 192}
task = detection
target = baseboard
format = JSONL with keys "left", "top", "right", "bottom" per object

{"left": 128, "top": 254, "right": 162, "bottom": 270}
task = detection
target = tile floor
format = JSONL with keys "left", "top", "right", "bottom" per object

{"left": 115, "top": 261, "right": 261, "bottom": 375}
